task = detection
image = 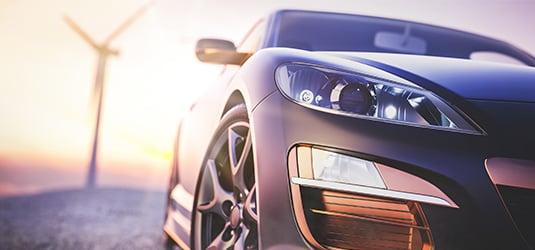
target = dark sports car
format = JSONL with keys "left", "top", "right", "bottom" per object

{"left": 163, "top": 9, "right": 535, "bottom": 250}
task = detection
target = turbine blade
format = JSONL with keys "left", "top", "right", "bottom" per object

{"left": 64, "top": 16, "right": 100, "bottom": 50}
{"left": 103, "top": 0, "right": 158, "bottom": 45}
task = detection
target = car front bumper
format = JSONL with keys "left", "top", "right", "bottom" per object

{"left": 250, "top": 91, "right": 533, "bottom": 250}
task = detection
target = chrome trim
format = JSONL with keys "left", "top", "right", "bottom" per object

{"left": 291, "top": 177, "right": 456, "bottom": 208}
{"left": 375, "top": 163, "right": 459, "bottom": 208}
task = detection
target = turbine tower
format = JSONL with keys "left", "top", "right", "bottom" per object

{"left": 65, "top": 1, "right": 157, "bottom": 188}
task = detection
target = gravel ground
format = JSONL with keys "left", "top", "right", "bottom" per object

{"left": 0, "top": 188, "right": 168, "bottom": 250}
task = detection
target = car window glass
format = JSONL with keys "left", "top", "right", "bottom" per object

{"left": 470, "top": 51, "right": 525, "bottom": 66}
{"left": 274, "top": 11, "right": 533, "bottom": 66}
{"left": 238, "top": 20, "right": 266, "bottom": 53}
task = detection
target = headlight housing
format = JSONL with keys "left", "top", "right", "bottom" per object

{"left": 275, "top": 63, "right": 481, "bottom": 134}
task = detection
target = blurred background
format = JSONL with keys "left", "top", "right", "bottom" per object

{"left": 1, "top": 0, "right": 534, "bottom": 196}
{"left": 0, "top": 0, "right": 534, "bottom": 248}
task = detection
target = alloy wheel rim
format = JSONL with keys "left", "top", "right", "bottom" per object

{"left": 195, "top": 121, "right": 258, "bottom": 250}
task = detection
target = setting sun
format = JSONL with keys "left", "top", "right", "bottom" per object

{"left": 0, "top": 0, "right": 224, "bottom": 194}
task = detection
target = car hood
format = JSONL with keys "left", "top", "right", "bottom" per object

{"left": 326, "top": 52, "right": 535, "bottom": 103}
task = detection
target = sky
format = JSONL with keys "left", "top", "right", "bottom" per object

{"left": 0, "top": 0, "right": 534, "bottom": 197}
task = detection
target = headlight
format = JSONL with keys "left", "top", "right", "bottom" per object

{"left": 275, "top": 63, "right": 481, "bottom": 134}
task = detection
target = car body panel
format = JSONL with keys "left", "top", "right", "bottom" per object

{"left": 334, "top": 52, "right": 535, "bottom": 102}
{"left": 165, "top": 9, "right": 535, "bottom": 250}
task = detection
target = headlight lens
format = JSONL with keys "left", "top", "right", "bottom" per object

{"left": 276, "top": 63, "right": 480, "bottom": 134}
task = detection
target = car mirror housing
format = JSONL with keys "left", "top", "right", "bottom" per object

{"left": 195, "top": 38, "right": 252, "bottom": 65}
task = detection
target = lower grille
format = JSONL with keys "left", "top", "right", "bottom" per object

{"left": 497, "top": 185, "right": 535, "bottom": 248}
{"left": 301, "top": 187, "right": 432, "bottom": 250}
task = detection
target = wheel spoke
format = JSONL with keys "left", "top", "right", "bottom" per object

{"left": 228, "top": 126, "right": 252, "bottom": 197}
{"left": 243, "top": 183, "right": 258, "bottom": 223}
{"left": 206, "top": 223, "right": 235, "bottom": 250}
{"left": 196, "top": 107, "right": 258, "bottom": 250}
{"left": 234, "top": 225, "right": 250, "bottom": 250}
{"left": 228, "top": 126, "right": 244, "bottom": 170}
{"left": 197, "top": 160, "right": 234, "bottom": 219}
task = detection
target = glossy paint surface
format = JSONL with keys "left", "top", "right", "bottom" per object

{"left": 165, "top": 10, "right": 535, "bottom": 250}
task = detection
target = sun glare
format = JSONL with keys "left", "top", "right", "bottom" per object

{"left": 0, "top": 0, "right": 223, "bottom": 194}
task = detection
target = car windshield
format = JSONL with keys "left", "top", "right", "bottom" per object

{"left": 270, "top": 10, "right": 535, "bottom": 66}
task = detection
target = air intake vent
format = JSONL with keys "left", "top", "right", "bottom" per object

{"left": 300, "top": 187, "right": 433, "bottom": 250}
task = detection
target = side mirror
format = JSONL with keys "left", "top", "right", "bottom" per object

{"left": 195, "top": 38, "right": 251, "bottom": 65}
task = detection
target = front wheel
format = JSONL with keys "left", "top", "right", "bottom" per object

{"left": 193, "top": 105, "right": 258, "bottom": 250}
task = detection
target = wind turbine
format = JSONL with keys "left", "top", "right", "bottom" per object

{"left": 64, "top": 1, "right": 157, "bottom": 188}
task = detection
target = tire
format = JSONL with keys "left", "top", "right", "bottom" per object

{"left": 193, "top": 104, "right": 258, "bottom": 250}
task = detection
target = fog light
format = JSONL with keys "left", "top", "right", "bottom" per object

{"left": 312, "top": 148, "right": 386, "bottom": 189}
{"left": 293, "top": 145, "right": 458, "bottom": 208}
